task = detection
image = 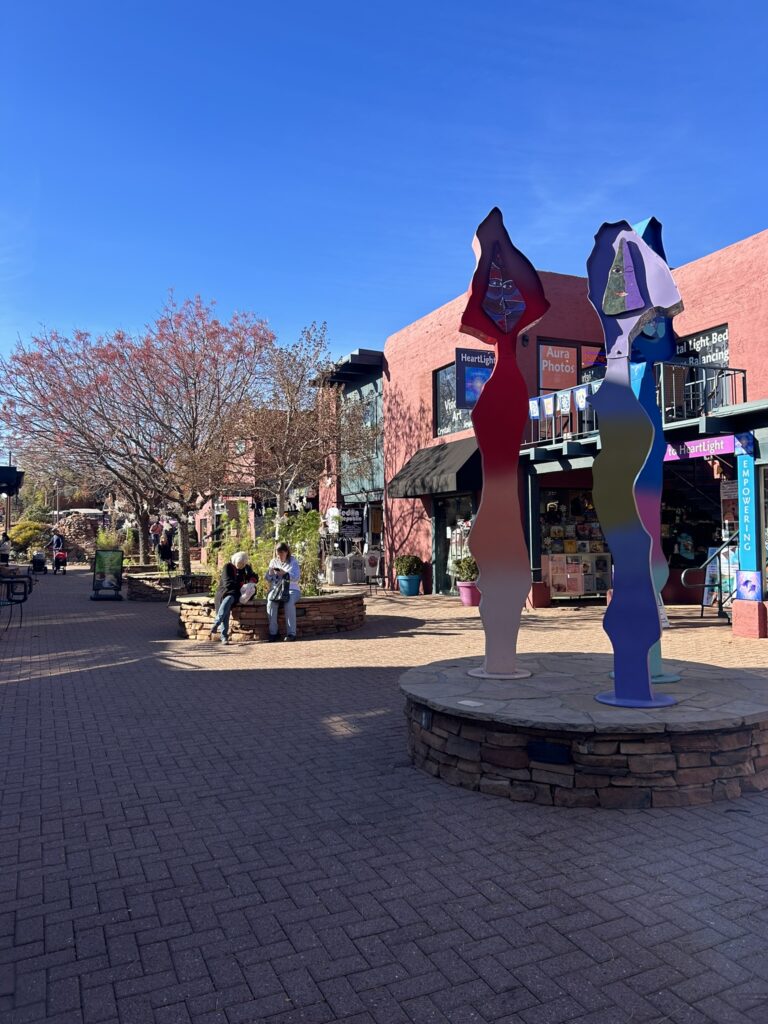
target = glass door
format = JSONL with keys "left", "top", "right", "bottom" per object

{"left": 433, "top": 494, "right": 474, "bottom": 594}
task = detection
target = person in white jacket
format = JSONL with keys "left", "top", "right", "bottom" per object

{"left": 266, "top": 543, "right": 301, "bottom": 641}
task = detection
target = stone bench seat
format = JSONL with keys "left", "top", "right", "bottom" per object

{"left": 177, "top": 592, "right": 366, "bottom": 642}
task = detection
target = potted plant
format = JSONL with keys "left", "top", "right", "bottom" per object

{"left": 453, "top": 555, "right": 481, "bottom": 607}
{"left": 394, "top": 554, "right": 423, "bottom": 596}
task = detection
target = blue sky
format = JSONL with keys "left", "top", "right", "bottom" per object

{"left": 1, "top": 1, "right": 766, "bottom": 359}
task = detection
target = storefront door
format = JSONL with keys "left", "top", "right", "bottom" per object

{"left": 433, "top": 494, "right": 474, "bottom": 595}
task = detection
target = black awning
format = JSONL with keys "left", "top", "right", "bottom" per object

{"left": 387, "top": 437, "right": 480, "bottom": 498}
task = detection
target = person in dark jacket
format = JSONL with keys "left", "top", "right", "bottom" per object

{"left": 157, "top": 529, "right": 175, "bottom": 569}
{"left": 210, "top": 551, "right": 258, "bottom": 644}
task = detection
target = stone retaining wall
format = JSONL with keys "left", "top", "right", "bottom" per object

{"left": 178, "top": 593, "right": 366, "bottom": 641}
{"left": 127, "top": 573, "right": 213, "bottom": 601}
{"left": 405, "top": 700, "right": 768, "bottom": 808}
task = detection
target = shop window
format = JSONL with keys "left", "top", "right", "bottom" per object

{"left": 434, "top": 364, "right": 472, "bottom": 437}
{"left": 539, "top": 342, "right": 578, "bottom": 393}
{"left": 541, "top": 488, "right": 611, "bottom": 597}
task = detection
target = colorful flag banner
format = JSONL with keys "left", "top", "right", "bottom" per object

{"left": 557, "top": 390, "right": 572, "bottom": 414}
{"left": 528, "top": 397, "right": 541, "bottom": 420}
{"left": 541, "top": 394, "right": 555, "bottom": 417}
{"left": 574, "top": 385, "right": 589, "bottom": 411}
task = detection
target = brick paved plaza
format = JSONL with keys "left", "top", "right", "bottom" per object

{"left": 2, "top": 570, "right": 768, "bottom": 1024}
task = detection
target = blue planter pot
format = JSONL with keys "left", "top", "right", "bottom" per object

{"left": 397, "top": 574, "right": 421, "bottom": 596}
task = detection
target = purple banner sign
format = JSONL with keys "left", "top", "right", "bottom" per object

{"left": 664, "top": 435, "right": 735, "bottom": 462}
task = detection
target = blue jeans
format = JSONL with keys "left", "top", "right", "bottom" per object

{"left": 267, "top": 589, "right": 300, "bottom": 637}
{"left": 212, "top": 595, "right": 235, "bottom": 639}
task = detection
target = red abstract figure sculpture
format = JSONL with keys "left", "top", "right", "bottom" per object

{"left": 460, "top": 209, "right": 549, "bottom": 678}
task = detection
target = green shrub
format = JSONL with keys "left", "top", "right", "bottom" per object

{"left": 96, "top": 527, "right": 121, "bottom": 550}
{"left": 211, "top": 504, "right": 323, "bottom": 598}
{"left": 452, "top": 556, "right": 478, "bottom": 582}
{"left": 394, "top": 554, "right": 423, "bottom": 577}
{"left": 8, "top": 520, "right": 49, "bottom": 553}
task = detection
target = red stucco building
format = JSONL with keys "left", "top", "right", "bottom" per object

{"left": 382, "top": 228, "right": 768, "bottom": 609}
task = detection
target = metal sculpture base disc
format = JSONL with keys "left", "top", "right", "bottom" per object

{"left": 609, "top": 671, "right": 682, "bottom": 684}
{"left": 594, "top": 691, "right": 677, "bottom": 709}
{"left": 468, "top": 667, "right": 532, "bottom": 680}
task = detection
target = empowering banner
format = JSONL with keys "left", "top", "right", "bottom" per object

{"left": 736, "top": 432, "right": 757, "bottom": 572}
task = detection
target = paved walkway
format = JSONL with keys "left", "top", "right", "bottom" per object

{"left": 1, "top": 570, "right": 767, "bottom": 1024}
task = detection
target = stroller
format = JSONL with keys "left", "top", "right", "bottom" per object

{"left": 31, "top": 550, "right": 47, "bottom": 574}
{"left": 52, "top": 550, "right": 68, "bottom": 574}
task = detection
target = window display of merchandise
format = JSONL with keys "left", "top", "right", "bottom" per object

{"left": 540, "top": 488, "right": 612, "bottom": 597}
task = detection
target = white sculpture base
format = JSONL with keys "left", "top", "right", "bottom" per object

{"left": 467, "top": 667, "right": 532, "bottom": 680}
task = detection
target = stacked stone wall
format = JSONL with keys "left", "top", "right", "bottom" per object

{"left": 178, "top": 594, "right": 366, "bottom": 641}
{"left": 406, "top": 700, "right": 768, "bottom": 808}
{"left": 126, "top": 573, "right": 213, "bottom": 602}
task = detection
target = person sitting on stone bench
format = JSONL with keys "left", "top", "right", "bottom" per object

{"left": 210, "top": 551, "right": 258, "bottom": 645}
{"left": 266, "top": 543, "right": 301, "bottom": 642}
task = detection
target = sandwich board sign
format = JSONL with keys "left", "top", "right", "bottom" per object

{"left": 91, "top": 549, "right": 124, "bottom": 601}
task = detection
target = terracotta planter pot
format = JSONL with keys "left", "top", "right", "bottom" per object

{"left": 457, "top": 580, "right": 481, "bottom": 607}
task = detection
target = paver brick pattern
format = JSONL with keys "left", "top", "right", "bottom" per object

{"left": 1, "top": 571, "right": 767, "bottom": 1024}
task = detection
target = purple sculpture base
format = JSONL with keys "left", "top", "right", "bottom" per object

{"left": 594, "top": 691, "right": 677, "bottom": 709}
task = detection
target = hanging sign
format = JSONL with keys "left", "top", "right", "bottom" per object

{"left": 528, "top": 397, "right": 541, "bottom": 420}
{"left": 556, "top": 390, "right": 572, "bottom": 414}
{"left": 664, "top": 435, "right": 735, "bottom": 462}
{"left": 455, "top": 348, "right": 495, "bottom": 410}
{"left": 735, "top": 433, "right": 757, "bottom": 572}
{"left": 340, "top": 507, "right": 364, "bottom": 539}
{"left": 541, "top": 394, "right": 555, "bottom": 417}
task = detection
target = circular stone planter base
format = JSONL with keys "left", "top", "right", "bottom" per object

{"left": 400, "top": 654, "right": 768, "bottom": 808}
{"left": 468, "top": 667, "right": 532, "bottom": 680}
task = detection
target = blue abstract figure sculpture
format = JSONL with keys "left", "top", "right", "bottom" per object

{"left": 630, "top": 218, "right": 681, "bottom": 684}
{"left": 587, "top": 222, "right": 683, "bottom": 708}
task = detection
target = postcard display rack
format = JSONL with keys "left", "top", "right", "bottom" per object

{"left": 540, "top": 489, "right": 612, "bottom": 598}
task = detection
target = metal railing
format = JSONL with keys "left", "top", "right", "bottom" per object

{"left": 656, "top": 364, "right": 746, "bottom": 427}
{"left": 523, "top": 364, "right": 747, "bottom": 448}
{"left": 681, "top": 531, "right": 739, "bottom": 621}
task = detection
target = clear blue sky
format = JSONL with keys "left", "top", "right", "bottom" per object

{"left": 1, "top": 1, "right": 766, "bottom": 359}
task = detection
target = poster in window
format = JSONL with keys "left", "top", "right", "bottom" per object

{"left": 455, "top": 348, "right": 495, "bottom": 410}
{"left": 539, "top": 343, "right": 578, "bottom": 392}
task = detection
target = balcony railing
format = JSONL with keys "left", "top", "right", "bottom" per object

{"left": 523, "top": 364, "right": 747, "bottom": 448}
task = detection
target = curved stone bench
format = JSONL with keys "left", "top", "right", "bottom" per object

{"left": 177, "top": 592, "right": 366, "bottom": 641}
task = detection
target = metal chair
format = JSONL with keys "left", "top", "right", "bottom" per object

{"left": 0, "top": 577, "right": 30, "bottom": 630}
{"left": 167, "top": 568, "right": 194, "bottom": 606}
